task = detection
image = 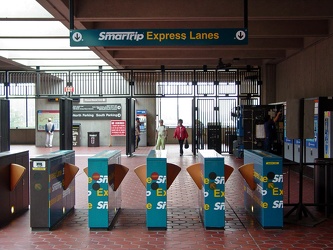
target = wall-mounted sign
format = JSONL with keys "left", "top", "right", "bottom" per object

{"left": 83, "top": 98, "right": 107, "bottom": 102}
{"left": 64, "top": 86, "right": 74, "bottom": 93}
{"left": 110, "top": 120, "right": 126, "bottom": 136}
{"left": 73, "top": 104, "right": 121, "bottom": 120}
{"left": 70, "top": 28, "right": 248, "bottom": 47}
{"left": 37, "top": 110, "right": 60, "bottom": 131}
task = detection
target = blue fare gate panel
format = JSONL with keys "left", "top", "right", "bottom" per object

{"left": 198, "top": 150, "right": 225, "bottom": 229}
{"left": 146, "top": 150, "right": 167, "bottom": 229}
{"left": 244, "top": 150, "right": 283, "bottom": 228}
{"left": 88, "top": 150, "right": 121, "bottom": 230}
{"left": 30, "top": 150, "right": 75, "bottom": 230}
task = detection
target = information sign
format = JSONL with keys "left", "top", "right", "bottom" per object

{"left": 70, "top": 28, "right": 248, "bottom": 47}
{"left": 73, "top": 103, "right": 121, "bottom": 120}
{"left": 110, "top": 120, "right": 126, "bottom": 136}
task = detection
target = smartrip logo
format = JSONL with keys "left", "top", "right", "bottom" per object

{"left": 146, "top": 171, "right": 167, "bottom": 210}
{"left": 203, "top": 171, "right": 225, "bottom": 211}
{"left": 99, "top": 31, "right": 144, "bottom": 41}
{"left": 88, "top": 172, "right": 109, "bottom": 209}
{"left": 251, "top": 170, "right": 283, "bottom": 209}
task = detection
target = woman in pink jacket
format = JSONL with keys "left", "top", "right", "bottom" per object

{"left": 173, "top": 119, "right": 188, "bottom": 156}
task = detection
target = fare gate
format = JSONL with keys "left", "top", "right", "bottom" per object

{"left": 146, "top": 150, "right": 168, "bottom": 229}
{"left": 242, "top": 149, "right": 283, "bottom": 228}
{"left": 198, "top": 150, "right": 226, "bottom": 229}
{"left": 30, "top": 150, "right": 77, "bottom": 230}
{"left": 87, "top": 150, "right": 129, "bottom": 230}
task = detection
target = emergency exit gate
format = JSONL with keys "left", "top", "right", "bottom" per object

{"left": 0, "top": 68, "right": 261, "bottom": 153}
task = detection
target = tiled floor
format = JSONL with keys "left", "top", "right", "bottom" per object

{"left": 1, "top": 144, "right": 333, "bottom": 250}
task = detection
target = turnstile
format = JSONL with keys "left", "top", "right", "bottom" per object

{"left": 198, "top": 150, "right": 225, "bottom": 229}
{"left": 30, "top": 150, "right": 76, "bottom": 230}
{"left": 0, "top": 150, "right": 29, "bottom": 226}
{"left": 88, "top": 150, "right": 128, "bottom": 230}
{"left": 243, "top": 149, "right": 283, "bottom": 228}
{"left": 146, "top": 150, "right": 167, "bottom": 229}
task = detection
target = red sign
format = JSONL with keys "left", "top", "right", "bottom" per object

{"left": 64, "top": 86, "right": 74, "bottom": 92}
{"left": 110, "top": 120, "right": 126, "bottom": 136}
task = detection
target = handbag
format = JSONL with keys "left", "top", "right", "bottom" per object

{"left": 184, "top": 139, "right": 189, "bottom": 149}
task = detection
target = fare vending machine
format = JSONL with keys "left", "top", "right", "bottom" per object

{"left": 304, "top": 97, "right": 333, "bottom": 163}
{"left": 284, "top": 103, "right": 294, "bottom": 161}
{"left": 293, "top": 97, "right": 333, "bottom": 164}
{"left": 305, "top": 114, "right": 318, "bottom": 163}
{"left": 293, "top": 139, "right": 301, "bottom": 163}
{"left": 136, "top": 110, "right": 147, "bottom": 147}
{"left": 324, "top": 111, "right": 333, "bottom": 158}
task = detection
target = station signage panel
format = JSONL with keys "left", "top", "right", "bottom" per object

{"left": 110, "top": 120, "right": 126, "bottom": 136}
{"left": 73, "top": 104, "right": 121, "bottom": 120}
{"left": 70, "top": 28, "right": 248, "bottom": 46}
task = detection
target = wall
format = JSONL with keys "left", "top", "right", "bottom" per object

{"left": 35, "top": 98, "right": 128, "bottom": 147}
{"left": 276, "top": 35, "right": 333, "bottom": 102}
{"left": 262, "top": 64, "right": 277, "bottom": 105}
{"left": 135, "top": 97, "right": 156, "bottom": 146}
{"left": 35, "top": 99, "right": 59, "bottom": 147}
{"left": 35, "top": 97, "right": 158, "bottom": 147}
{"left": 10, "top": 128, "right": 35, "bottom": 144}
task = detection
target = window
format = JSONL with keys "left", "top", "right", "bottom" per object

{"left": 158, "top": 97, "right": 192, "bottom": 127}
{"left": 10, "top": 98, "right": 35, "bottom": 128}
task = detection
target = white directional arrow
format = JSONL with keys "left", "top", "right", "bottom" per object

{"left": 72, "top": 32, "right": 83, "bottom": 42}
{"left": 236, "top": 30, "right": 246, "bottom": 41}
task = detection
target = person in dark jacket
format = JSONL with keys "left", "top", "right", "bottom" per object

{"left": 173, "top": 119, "right": 188, "bottom": 156}
{"left": 264, "top": 111, "right": 281, "bottom": 152}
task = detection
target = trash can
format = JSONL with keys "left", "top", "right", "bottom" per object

{"left": 314, "top": 158, "right": 333, "bottom": 213}
{"left": 88, "top": 132, "right": 100, "bottom": 147}
{"left": 72, "top": 123, "right": 81, "bottom": 147}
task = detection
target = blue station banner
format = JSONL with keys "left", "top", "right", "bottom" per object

{"left": 70, "top": 28, "right": 248, "bottom": 46}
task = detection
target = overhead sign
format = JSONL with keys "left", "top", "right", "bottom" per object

{"left": 70, "top": 28, "right": 248, "bottom": 46}
{"left": 73, "top": 104, "right": 121, "bottom": 120}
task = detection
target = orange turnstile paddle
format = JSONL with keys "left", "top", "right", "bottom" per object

{"left": 10, "top": 163, "right": 26, "bottom": 191}
{"left": 238, "top": 163, "right": 257, "bottom": 191}
{"left": 63, "top": 162, "right": 79, "bottom": 190}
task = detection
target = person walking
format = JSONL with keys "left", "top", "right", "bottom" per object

{"left": 135, "top": 117, "right": 141, "bottom": 148}
{"left": 173, "top": 119, "right": 188, "bottom": 156}
{"left": 45, "top": 118, "right": 55, "bottom": 148}
{"left": 155, "top": 119, "right": 168, "bottom": 150}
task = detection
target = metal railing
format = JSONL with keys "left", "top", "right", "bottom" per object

{"left": 0, "top": 68, "right": 262, "bottom": 153}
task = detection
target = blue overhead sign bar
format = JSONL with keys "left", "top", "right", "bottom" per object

{"left": 70, "top": 28, "right": 248, "bottom": 47}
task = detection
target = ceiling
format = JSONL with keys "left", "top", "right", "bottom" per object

{"left": 1, "top": 0, "right": 333, "bottom": 71}
{"left": 0, "top": 56, "right": 32, "bottom": 71}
